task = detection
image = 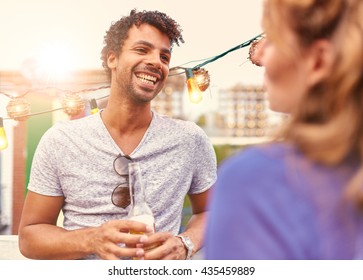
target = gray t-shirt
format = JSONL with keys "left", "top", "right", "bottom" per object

{"left": 28, "top": 111, "right": 217, "bottom": 236}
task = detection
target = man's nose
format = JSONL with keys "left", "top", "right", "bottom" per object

{"left": 146, "top": 52, "right": 162, "bottom": 69}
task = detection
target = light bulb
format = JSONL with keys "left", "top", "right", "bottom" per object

{"left": 186, "top": 68, "right": 203, "bottom": 104}
{"left": 0, "top": 117, "right": 8, "bottom": 150}
{"left": 193, "top": 68, "right": 210, "bottom": 92}
{"left": 249, "top": 37, "right": 266, "bottom": 67}
{"left": 89, "top": 98, "right": 99, "bottom": 115}
{"left": 6, "top": 97, "right": 31, "bottom": 121}
{"left": 62, "top": 93, "right": 86, "bottom": 116}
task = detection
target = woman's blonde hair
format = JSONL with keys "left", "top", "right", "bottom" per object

{"left": 263, "top": 0, "right": 363, "bottom": 208}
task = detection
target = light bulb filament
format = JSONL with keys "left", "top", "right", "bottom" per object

{"left": 186, "top": 68, "right": 203, "bottom": 104}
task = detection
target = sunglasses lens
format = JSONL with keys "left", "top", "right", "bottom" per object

{"left": 114, "top": 155, "right": 132, "bottom": 176}
{"left": 111, "top": 183, "right": 131, "bottom": 208}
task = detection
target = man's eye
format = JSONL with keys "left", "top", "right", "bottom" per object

{"left": 135, "top": 48, "right": 147, "bottom": 53}
{"left": 161, "top": 55, "right": 170, "bottom": 63}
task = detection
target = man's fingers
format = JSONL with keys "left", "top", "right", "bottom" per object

{"left": 113, "top": 219, "right": 153, "bottom": 233}
{"left": 142, "top": 232, "right": 172, "bottom": 245}
{"left": 100, "top": 246, "right": 145, "bottom": 260}
{"left": 115, "top": 231, "right": 149, "bottom": 245}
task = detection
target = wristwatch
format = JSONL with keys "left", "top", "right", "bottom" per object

{"left": 176, "top": 235, "right": 194, "bottom": 260}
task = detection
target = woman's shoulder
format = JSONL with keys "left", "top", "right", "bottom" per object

{"left": 221, "top": 142, "right": 296, "bottom": 173}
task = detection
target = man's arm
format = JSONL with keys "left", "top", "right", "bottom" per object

{"left": 177, "top": 188, "right": 211, "bottom": 256}
{"left": 18, "top": 191, "right": 155, "bottom": 260}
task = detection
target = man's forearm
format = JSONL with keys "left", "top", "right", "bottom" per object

{"left": 19, "top": 224, "right": 95, "bottom": 260}
{"left": 180, "top": 211, "right": 208, "bottom": 254}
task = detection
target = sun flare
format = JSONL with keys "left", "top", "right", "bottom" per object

{"left": 35, "top": 42, "right": 75, "bottom": 82}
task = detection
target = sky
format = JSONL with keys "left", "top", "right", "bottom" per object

{"left": 0, "top": 0, "right": 265, "bottom": 117}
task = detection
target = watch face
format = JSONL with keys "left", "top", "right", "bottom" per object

{"left": 177, "top": 235, "right": 194, "bottom": 259}
{"left": 184, "top": 237, "right": 194, "bottom": 249}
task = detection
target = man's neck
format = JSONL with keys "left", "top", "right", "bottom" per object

{"left": 101, "top": 103, "right": 152, "bottom": 133}
{"left": 100, "top": 101, "right": 153, "bottom": 155}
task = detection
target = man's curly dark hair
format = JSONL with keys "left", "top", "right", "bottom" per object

{"left": 101, "top": 9, "right": 184, "bottom": 78}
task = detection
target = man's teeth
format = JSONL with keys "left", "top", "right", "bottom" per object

{"left": 136, "top": 74, "right": 157, "bottom": 85}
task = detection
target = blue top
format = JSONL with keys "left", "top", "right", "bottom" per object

{"left": 205, "top": 143, "right": 363, "bottom": 259}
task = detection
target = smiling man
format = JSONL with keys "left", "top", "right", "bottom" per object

{"left": 18, "top": 9, "right": 217, "bottom": 260}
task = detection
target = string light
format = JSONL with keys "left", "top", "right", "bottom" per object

{"left": 6, "top": 97, "right": 31, "bottom": 121}
{"left": 89, "top": 98, "right": 99, "bottom": 115}
{"left": 188, "top": 33, "right": 263, "bottom": 70}
{"left": 0, "top": 117, "right": 8, "bottom": 150}
{"left": 169, "top": 67, "right": 210, "bottom": 103}
{"left": 169, "top": 33, "right": 264, "bottom": 103}
{"left": 0, "top": 33, "right": 263, "bottom": 120}
{"left": 193, "top": 68, "right": 210, "bottom": 92}
{"left": 249, "top": 36, "right": 265, "bottom": 67}
{"left": 61, "top": 92, "right": 86, "bottom": 116}
{"left": 185, "top": 68, "right": 203, "bottom": 103}
{"left": 0, "top": 33, "right": 264, "bottom": 150}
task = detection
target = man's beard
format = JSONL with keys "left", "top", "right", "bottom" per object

{"left": 125, "top": 83, "right": 159, "bottom": 104}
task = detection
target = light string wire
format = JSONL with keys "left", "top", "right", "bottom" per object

{"left": 0, "top": 33, "right": 264, "bottom": 121}
{"left": 168, "top": 32, "right": 264, "bottom": 75}
{"left": 190, "top": 32, "right": 264, "bottom": 70}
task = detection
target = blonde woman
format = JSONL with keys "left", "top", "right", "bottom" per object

{"left": 206, "top": 0, "right": 363, "bottom": 259}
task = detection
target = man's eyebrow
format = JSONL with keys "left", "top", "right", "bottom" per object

{"left": 133, "top": 40, "right": 171, "bottom": 55}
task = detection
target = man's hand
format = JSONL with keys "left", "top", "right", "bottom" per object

{"left": 140, "top": 233, "right": 188, "bottom": 260}
{"left": 90, "top": 220, "right": 153, "bottom": 260}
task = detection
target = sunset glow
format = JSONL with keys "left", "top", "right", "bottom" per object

{"left": 35, "top": 42, "right": 76, "bottom": 82}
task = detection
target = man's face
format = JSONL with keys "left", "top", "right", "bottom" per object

{"left": 108, "top": 23, "right": 171, "bottom": 103}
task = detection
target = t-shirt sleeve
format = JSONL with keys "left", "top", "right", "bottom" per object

{"left": 27, "top": 127, "right": 64, "bottom": 196}
{"left": 188, "top": 124, "right": 217, "bottom": 194}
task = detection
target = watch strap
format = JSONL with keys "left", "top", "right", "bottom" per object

{"left": 176, "top": 235, "right": 194, "bottom": 260}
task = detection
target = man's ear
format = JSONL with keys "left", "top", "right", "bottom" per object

{"left": 107, "top": 51, "right": 118, "bottom": 69}
{"left": 306, "top": 39, "right": 334, "bottom": 87}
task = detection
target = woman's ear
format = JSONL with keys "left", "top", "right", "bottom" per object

{"left": 306, "top": 39, "right": 334, "bottom": 87}
{"left": 107, "top": 51, "right": 118, "bottom": 69}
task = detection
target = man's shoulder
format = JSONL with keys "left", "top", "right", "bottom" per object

{"left": 41, "top": 114, "right": 98, "bottom": 143}
{"left": 52, "top": 114, "right": 96, "bottom": 130}
{"left": 153, "top": 113, "right": 204, "bottom": 136}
